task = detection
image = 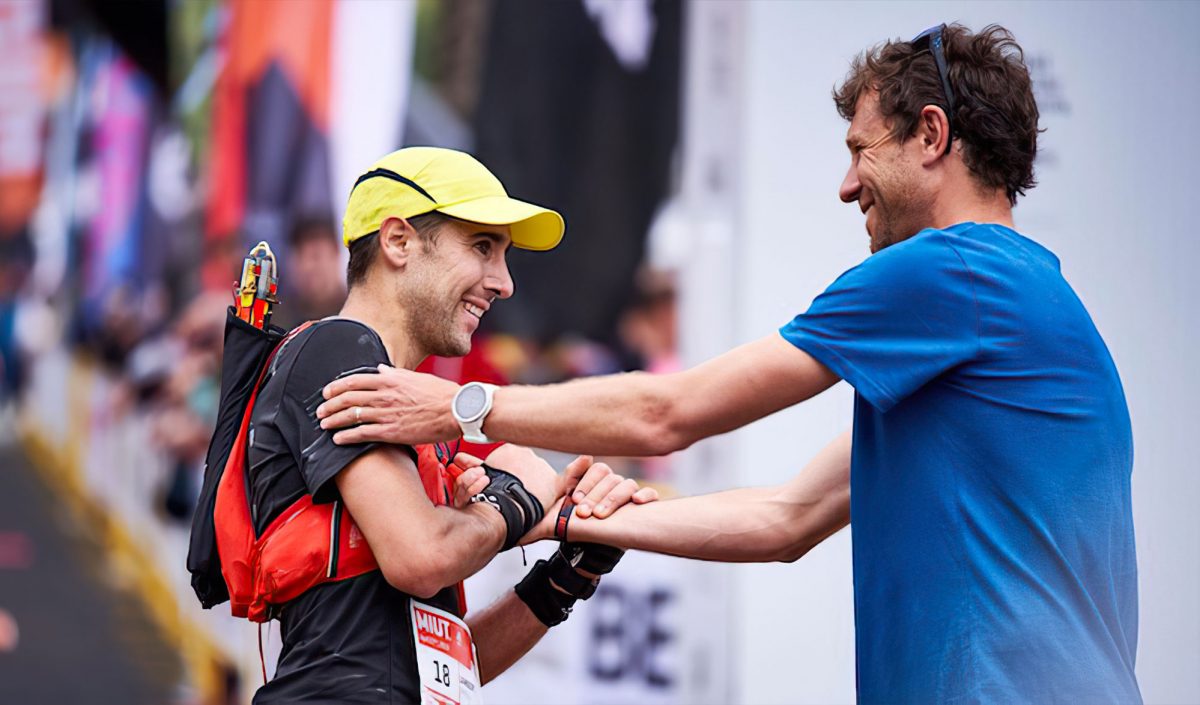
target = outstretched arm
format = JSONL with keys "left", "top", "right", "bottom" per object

{"left": 319, "top": 333, "right": 839, "bottom": 456}
{"left": 564, "top": 430, "right": 851, "bottom": 563}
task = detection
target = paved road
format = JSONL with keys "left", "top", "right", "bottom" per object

{"left": 0, "top": 442, "right": 183, "bottom": 704}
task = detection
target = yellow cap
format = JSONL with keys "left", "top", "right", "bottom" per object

{"left": 341, "top": 147, "right": 564, "bottom": 251}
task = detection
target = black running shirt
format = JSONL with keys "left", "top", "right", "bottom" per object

{"left": 246, "top": 319, "right": 461, "bottom": 704}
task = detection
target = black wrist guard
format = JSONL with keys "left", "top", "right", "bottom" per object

{"left": 472, "top": 463, "right": 545, "bottom": 551}
{"left": 543, "top": 544, "right": 600, "bottom": 599}
{"left": 514, "top": 559, "right": 578, "bottom": 627}
{"left": 559, "top": 541, "right": 625, "bottom": 578}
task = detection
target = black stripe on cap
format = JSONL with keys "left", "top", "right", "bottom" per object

{"left": 352, "top": 168, "right": 437, "bottom": 203}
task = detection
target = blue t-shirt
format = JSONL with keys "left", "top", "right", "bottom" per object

{"left": 780, "top": 222, "right": 1140, "bottom": 704}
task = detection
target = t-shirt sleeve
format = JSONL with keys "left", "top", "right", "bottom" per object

{"left": 277, "top": 320, "right": 416, "bottom": 503}
{"left": 779, "top": 232, "right": 981, "bottom": 412}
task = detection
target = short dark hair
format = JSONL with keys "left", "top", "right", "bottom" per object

{"left": 345, "top": 211, "right": 451, "bottom": 289}
{"left": 833, "top": 23, "right": 1041, "bottom": 206}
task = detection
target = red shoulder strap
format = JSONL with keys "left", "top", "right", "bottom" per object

{"left": 415, "top": 442, "right": 469, "bottom": 615}
{"left": 216, "top": 322, "right": 467, "bottom": 621}
{"left": 214, "top": 323, "right": 314, "bottom": 619}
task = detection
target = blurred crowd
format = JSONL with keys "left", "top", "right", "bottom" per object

{"left": 89, "top": 216, "right": 679, "bottom": 530}
{"left": 0, "top": 7, "right": 681, "bottom": 696}
{"left": 5, "top": 214, "right": 677, "bottom": 526}
{"left": 1, "top": 0, "right": 682, "bottom": 532}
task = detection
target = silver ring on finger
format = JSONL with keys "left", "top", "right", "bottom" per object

{"left": 354, "top": 406, "right": 362, "bottom": 423}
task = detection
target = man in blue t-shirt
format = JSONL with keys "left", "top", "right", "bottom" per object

{"left": 316, "top": 24, "right": 1141, "bottom": 703}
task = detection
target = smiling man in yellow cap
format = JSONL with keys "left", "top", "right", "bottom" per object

{"left": 242, "top": 146, "right": 654, "bottom": 704}
{"left": 338, "top": 146, "right": 563, "bottom": 364}
{"left": 343, "top": 146, "right": 564, "bottom": 251}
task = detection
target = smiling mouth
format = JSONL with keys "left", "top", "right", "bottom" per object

{"left": 463, "top": 302, "right": 485, "bottom": 320}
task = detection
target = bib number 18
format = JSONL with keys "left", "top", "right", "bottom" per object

{"left": 433, "top": 660, "right": 452, "bottom": 688}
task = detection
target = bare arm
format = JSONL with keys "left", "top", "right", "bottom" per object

{"left": 454, "top": 453, "right": 658, "bottom": 683}
{"left": 335, "top": 446, "right": 509, "bottom": 598}
{"left": 319, "top": 333, "right": 839, "bottom": 456}
{"left": 565, "top": 430, "right": 851, "bottom": 562}
{"left": 466, "top": 590, "right": 548, "bottom": 684}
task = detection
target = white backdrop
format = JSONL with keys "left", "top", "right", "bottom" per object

{"left": 673, "top": 2, "right": 1200, "bottom": 703}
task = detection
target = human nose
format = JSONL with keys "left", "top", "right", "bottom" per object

{"left": 839, "top": 161, "right": 861, "bottom": 204}
{"left": 486, "top": 256, "right": 514, "bottom": 300}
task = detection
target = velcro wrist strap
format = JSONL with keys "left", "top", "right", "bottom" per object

{"left": 476, "top": 463, "right": 545, "bottom": 551}
{"left": 554, "top": 499, "right": 575, "bottom": 541}
{"left": 545, "top": 548, "right": 599, "bottom": 600}
{"left": 514, "top": 559, "right": 577, "bottom": 627}
{"left": 560, "top": 541, "right": 625, "bottom": 576}
{"left": 472, "top": 491, "right": 525, "bottom": 552}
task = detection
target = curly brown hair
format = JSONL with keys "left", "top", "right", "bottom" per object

{"left": 833, "top": 24, "right": 1041, "bottom": 206}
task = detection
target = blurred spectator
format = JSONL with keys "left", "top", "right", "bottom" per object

{"left": 129, "top": 290, "right": 225, "bottom": 521}
{"left": 0, "top": 229, "right": 35, "bottom": 400}
{"left": 617, "top": 266, "right": 679, "bottom": 481}
{"left": 270, "top": 216, "right": 345, "bottom": 331}
{"left": 618, "top": 266, "right": 678, "bottom": 375}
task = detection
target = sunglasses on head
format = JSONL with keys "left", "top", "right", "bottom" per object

{"left": 911, "top": 24, "right": 956, "bottom": 155}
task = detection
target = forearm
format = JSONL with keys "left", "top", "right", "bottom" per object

{"left": 569, "top": 430, "right": 852, "bottom": 562}
{"left": 487, "top": 372, "right": 683, "bottom": 456}
{"left": 371, "top": 503, "right": 506, "bottom": 598}
{"left": 466, "top": 589, "right": 549, "bottom": 684}
{"left": 483, "top": 336, "right": 839, "bottom": 457}
{"left": 337, "top": 447, "right": 529, "bottom": 598}
{"left": 419, "top": 504, "right": 508, "bottom": 590}
{"left": 320, "top": 334, "right": 837, "bottom": 452}
{"left": 566, "top": 486, "right": 829, "bottom": 562}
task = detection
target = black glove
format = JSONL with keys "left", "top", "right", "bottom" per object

{"left": 515, "top": 542, "right": 625, "bottom": 626}
{"left": 560, "top": 541, "right": 624, "bottom": 576}
{"left": 472, "top": 463, "right": 545, "bottom": 551}
{"left": 549, "top": 497, "right": 625, "bottom": 593}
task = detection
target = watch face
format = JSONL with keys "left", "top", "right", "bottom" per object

{"left": 455, "top": 384, "right": 488, "bottom": 420}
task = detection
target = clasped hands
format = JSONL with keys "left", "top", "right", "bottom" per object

{"left": 449, "top": 444, "right": 657, "bottom": 545}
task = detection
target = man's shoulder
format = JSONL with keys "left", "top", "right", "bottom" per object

{"left": 881, "top": 225, "right": 966, "bottom": 262}
{"left": 940, "top": 221, "right": 1062, "bottom": 272}
{"left": 834, "top": 228, "right": 966, "bottom": 296}
{"left": 283, "top": 319, "right": 387, "bottom": 365}
{"left": 293, "top": 317, "right": 383, "bottom": 349}
{"left": 270, "top": 319, "right": 390, "bottom": 398}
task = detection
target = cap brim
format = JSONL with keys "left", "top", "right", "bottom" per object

{"left": 437, "top": 196, "right": 564, "bottom": 251}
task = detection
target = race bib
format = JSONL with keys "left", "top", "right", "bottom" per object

{"left": 411, "top": 601, "right": 483, "bottom": 705}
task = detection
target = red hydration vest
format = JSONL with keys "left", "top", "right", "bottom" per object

{"left": 213, "top": 324, "right": 466, "bottom": 622}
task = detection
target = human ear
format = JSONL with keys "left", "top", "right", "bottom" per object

{"left": 378, "top": 216, "right": 416, "bottom": 270}
{"left": 918, "top": 104, "right": 952, "bottom": 164}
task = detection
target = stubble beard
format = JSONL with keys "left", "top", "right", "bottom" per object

{"left": 400, "top": 265, "right": 473, "bottom": 360}
{"left": 409, "top": 291, "right": 471, "bottom": 359}
{"left": 870, "top": 161, "right": 934, "bottom": 253}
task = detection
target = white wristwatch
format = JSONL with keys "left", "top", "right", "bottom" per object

{"left": 452, "top": 382, "right": 498, "bottom": 444}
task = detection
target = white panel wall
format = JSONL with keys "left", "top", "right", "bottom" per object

{"left": 678, "top": 2, "right": 1200, "bottom": 702}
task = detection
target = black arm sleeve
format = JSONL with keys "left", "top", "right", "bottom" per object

{"left": 277, "top": 320, "right": 417, "bottom": 503}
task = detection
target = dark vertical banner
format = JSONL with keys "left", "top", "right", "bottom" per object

{"left": 205, "top": 0, "right": 334, "bottom": 289}
{"left": 473, "top": 0, "right": 682, "bottom": 342}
